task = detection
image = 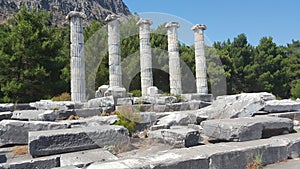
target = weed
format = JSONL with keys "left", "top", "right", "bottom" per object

{"left": 164, "top": 93, "right": 183, "bottom": 102}
{"left": 51, "top": 92, "right": 71, "bottom": 101}
{"left": 114, "top": 106, "right": 142, "bottom": 136}
{"left": 12, "top": 146, "right": 28, "bottom": 156}
{"left": 246, "top": 153, "right": 263, "bottom": 169}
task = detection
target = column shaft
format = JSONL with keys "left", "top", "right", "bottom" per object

{"left": 137, "top": 19, "right": 153, "bottom": 97}
{"left": 67, "top": 11, "right": 87, "bottom": 102}
{"left": 192, "top": 24, "right": 208, "bottom": 94}
{"left": 106, "top": 15, "right": 122, "bottom": 87}
{"left": 166, "top": 22, "right": 182, "bottom": 95}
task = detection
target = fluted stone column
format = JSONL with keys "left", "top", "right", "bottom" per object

{"left": 105, "top": 15, "right": 122, "bottom": 87}
{"left": 66, "top": 11, "right": 87, "bottom": 102}
{"left": 166, "top": 22, "right": 182, "bottom": 95}
{"left": 137, "top": 19, "right": 153, "bottom": 97}
{"left": 192, "top": 24, "right": 208, "bottom": 94}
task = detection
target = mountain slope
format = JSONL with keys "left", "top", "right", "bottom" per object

{"left": 0, "top": 0, "right": 131, "bottom": 25}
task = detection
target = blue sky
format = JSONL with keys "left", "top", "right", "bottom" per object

{"left": 123, "top": 0, "right": 300, "bottom": 46}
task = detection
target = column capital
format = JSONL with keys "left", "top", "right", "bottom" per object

{"left": 66, "top": 11, "right": 87, "bottom": 20}
{"left": 105, "top": 14, "right": 119, "bottom": 22}
{"left": 165, "top": 22, "right": 180, "bottom": 29}
{"left": 137, "top": 18, "right": 153, "bottom": 26}
{"left": 192, "top": 24, "right": 207, "bottom": 31}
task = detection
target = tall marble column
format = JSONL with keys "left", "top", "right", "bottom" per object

{"left": 137, "top": 18, "right": 153, "bottom": 97}
{"left": 66, "top": 11, "right": 87, "bottom": 102}
{"left": 165, "top": 22, "right": 182, "bottom": 95}
{"left": 192, "top": 24, "right": 208, "bottom": 94}
{"left": 105, "top": 14, "right": 122, "bottom": 87}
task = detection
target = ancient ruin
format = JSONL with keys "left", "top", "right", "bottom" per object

{"left": 166, "top": 22, "right": 183, "bottom": 95}
{"left": 192, "top": 24, "right": 208, "bottom": 94}
{"left": 137, "top": 18, "right": 154, "bottom": 97}
{"left": 0, "top": 11, "right": 300, "bottom": 169}
{"left": 66, "top": 11, "right": 87, "bottom": 102}
{"left": 105, "top": 14, "right": 123, "bottom": 88}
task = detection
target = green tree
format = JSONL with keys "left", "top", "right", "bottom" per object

{"left": 0, "top": 6, "right": 69, "bottom": 102}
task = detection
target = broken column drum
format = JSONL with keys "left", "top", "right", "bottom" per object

{"left": 137, "top": 19, "right": 154, "bottom": 97}
{"left": 165, "top": 22, "right": 182, "bottom": 95}
{"left": 192, "top": 24, "right": 208, "bottom": 94}
{"left": 67, "top": 11, "right": 87, "bottom": 102}
{"left": 105, "top": 15, "right": 122, "bottom": 88}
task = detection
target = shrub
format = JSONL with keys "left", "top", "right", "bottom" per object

{"left": 130, "top": 90, "right": 142, "bottom": 97}
{"left": 52, "top": 92, "right": 71, "bottom": 101}
{"left": 291, "top": 80, "right": 300, "bottom": 99}
{"left": 114, "top": 106, "right": 142, "bottom": 135}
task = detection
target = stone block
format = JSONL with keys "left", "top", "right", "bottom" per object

{"left": 150, "top": 124, "right": 169, "bottom": 131}
{"left": 29, "top": 100, "right": 82, "bottom": 110}
{"left": 153, "top": 104, "right": 167, "bottom": 112}
{"left": 95, "top": 85, "right": 109, "bottom": 98}
{"left": 85, "top": 96, "right": 114, "bottom": 108}
{"left": 188, "top": 124, "right": 203, "bottom": 133}
{"left": 9, "top": 155, "right": 60, "bottom": 169}
{"left": 14, "top": 103, "right": 35, "bottom": 111}
{"left": 82, "top": 116, "right": 119, "bottom": 127}
{"left": 73, "top": 108, "right": 102, "bottom": 117}
{"left": 52, "top": 166, "right": 80, "bottom": 169}
{"left": 148, "top": 126, "right": 201, "bottom": 147}
{"left": 207, "top": 92, "right": 276, "bottom": 119}
{"left": 166, "top": 103, "right": 182, "bottom": 111}
{"left": 0, "top": 120, "right": 70, "bottom": 146}
{"left": 104, "top": 86, "right": 126, "bottom": 98}
{"left": 87, "top": 133, "right": 300, "bottom": 169}
{"left": 182, "top": 93, "right": 213, "bottom": 102}
{"left": 28, "top": 125, "right": 129, "bottom": 157}
{"left": 0, "top": 112, "right": 12, "bottom": 121}
{"left": 201, "top": 117, "right": 293, "bottom": 141}
{"left": 38, "top": 110, "right": 58, "bottom": 121}
{"left": 0, "top": 104, "right": 14, "bottom": 112}
{"left": 60, "top": 148, "right": 118, "bottom": 167}
{"left": 116, "top": 97, "right": 133, "bottom": 106}
{"left": 132, "top": 104, "right": 153, "bottom": 112}
{"left": 11, "top": 110, "right": 45, "bottom": 121}
{"left": 264, "top": 99, "right": 300, "bottom": 113}
{"left": 87, "top": 148, "right": 209, "bottom": 169}
{"left": 199, "top": 101, "right": 212, "bottom": 109}
{"left": 156, "top": 96, "right": 177, "bottom": 105}
{"left": 147, "top": 86, "right": 158, "bottom": 97}
{"left": 266, "top": 110, "right": 300, "bottom": 120}
{"left": 135, "top": 112, "right": 157, "bottom": 131}
{"left": 187, "top": 100, "right": 201, "bottom": 110}
{"left": 57, "top": 110, "right": 77, "bottom": 120}
{"left": 157, "top": 110, "right": 197, "bottom": 127}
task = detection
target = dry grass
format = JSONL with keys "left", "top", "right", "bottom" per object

{"left": 67, "top": 115, "right": 80, "bottom": 120}
{"left": 246, "top": 153, "right": 263, "bottom": 169}
{"left": 246, "top": 160, "right": 262, "bottom": 169}
{"left": 12, "top": 146, "right": 28, "bottom": 156}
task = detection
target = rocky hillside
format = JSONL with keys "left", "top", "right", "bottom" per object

{"left": 0, "top": 0, "right": 131, "bottom": 25}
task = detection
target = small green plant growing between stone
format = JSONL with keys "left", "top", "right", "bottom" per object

{"left": 114, "top": 106, "right": 142, "bottom": 136}
{"left": 246, "top": 153, "right": 263, "bottom": 169}
{"left": 164, "top": 93, "right": 183, "bottom": 102}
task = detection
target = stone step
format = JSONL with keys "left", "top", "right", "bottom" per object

{"left": 264, "top": 99, "right": 300, "bottom": 113}
{"left": 201, "top": 117, "right": 293, "bottom": 141}
{"left": 205, "top": 92, "right": 276, "bottom": 119}
{"left": 0, "top": 120, "right": 70, "bottom": 146}
{"left": 60, "top": 148, "right": 118, "bottom": 168}
{"left": 148, "top": 126, "right": 202, "bottom": 147}
{"left": 28, "top": 125, "right": 129, "bottom": 157}
{"left": 86, "top": 133, "right": 300, "bottom": 169}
